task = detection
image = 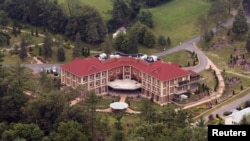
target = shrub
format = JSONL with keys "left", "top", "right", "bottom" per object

{"left": 208, "top": 114, "right": 214, "bottom": 121}
{"left": 223, "top": 111, "right": 232, "bottom": 116}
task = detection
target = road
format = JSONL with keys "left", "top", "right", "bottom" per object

{"left": 153, "top": 17, "right": 237, "bottom": 73}
{"left": 210, "top": 92, "right": 250, "bottom": 118}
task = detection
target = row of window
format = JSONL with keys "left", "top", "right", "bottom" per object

{"left": 109, "top": 68, "right": 141, "bottom": 76}
{"left": 83, "top": 72, "right": 107, "bottom": 82}
{"left": 89, "top": 79, "right": 107, "bottom": 88}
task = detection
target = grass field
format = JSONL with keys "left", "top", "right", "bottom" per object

{"left": 149, "top": 0, "right": 211, "bottom": 46}
{"left": 199, "top": 69, "right": 216, "bottom": 90}
{"left": 160, "top": 50, "right": 194, "bottom": 67}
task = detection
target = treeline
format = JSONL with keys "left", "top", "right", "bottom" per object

{"left": 1, "top": 0, "right": 107, "bottom": 44}
{"left": 143, "top": 0, "right": 173, "bottom": 7}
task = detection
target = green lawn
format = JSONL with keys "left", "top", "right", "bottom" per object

{"left": 149, "top": 0, "right": 211, "bottom": 46}
{"left": 199, "top": 69, "right": 216, "bottom": 90}
{"left": 160, "top": 50, "right": 195, "bottom": 67}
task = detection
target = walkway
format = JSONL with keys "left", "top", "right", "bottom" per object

{"left": 182, "top": 44, "right": 225, "bottom": 109}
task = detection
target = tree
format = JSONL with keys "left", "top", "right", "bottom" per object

{"left": 114, "top": 32, "right": 126, "bottom": 52}
{"left": 25, "top": 91, "right": 66, "bottom": 132}
{"left": 112, "top": 114, "right": 125, "bottom": 141}
{"left": 143, "top": 29, "right": 156, "bottom": 48}
{"left": 35, "top": 29, "right": 38, "bottom": 37}
{"left": 232, "top": 7, "right": 249, "bottom": 37}
{"left": 172, "top": 127, "right": 193, "bottom": 141}
{"left": 140, "top": 99, "right": 157, "bottom": 122}
{"left": 0, "top": 10, "right": 9, "bottom": 26}
{"left": 31, "top": 29, "right": 34, "bottom": 36}
{"left": 19, "top": 37, "right": 27, "bottom": 61}
{"left": 51, "top": 120, "right": 87, "bottom": 141}
{"left": 57, "top": 47, "right": 65, "bottom": 62}
{"left": 127, "top": 123, "right": 172, "bottom": 141}
{"left": 167, "top": 37, "right": 171, "bottom": 46}
{"left": 138, "top": 10, "right": 153, "bottom": 28}
{"left": 0, "top": 79, "right": 28, "bottom": 123}
{"left": 126, "top": 28, "right": 139, "bottom": 54}
{"left": 0, "top": 31, "right": 10, "bottom": 45}
{"left": 38, "top": 71, "right": 53, "bottom": 93}
{"left": 65, "top": 5, "right": 107, "bottom": 43}
{"left": 65, "top": 0, "right": 83, "bottom": 18}
{"left": 129, "top": 0, "right": 141, "bottom": 20}
{"left": 246, "top": 32, "right": 250, "bottom": 52}
{"left": 43, "top": 32, "right": 53, "bottom": 61}
{"left": 240, "top": 114, "right": 250, "bottom": 125}
{"left": 136, "top": 23, "right": 147, "bottom": 44}
{"left": 157, "top": 35, "right": 167, "bottom": 49}
{"left": 102, "top": 35, "right": 112, "bottom": 55}
{"left": 0, "top": 63, "right": 30, "bottom": 123}
{"left": 192, "top": 127, "right": 208, "bottom": 141}
{"left": 73, "top": 32, "right": 82, "bottom": 58}
{"left": 0, "top": 51, "right": 4, "bottom": 64}
{"left": 38, "top": 46, "right": 42, "bottom": 56}
{"left": 111, "top": 0, "right": 130, "bottom": 26}
{"left": 12, "top": 24, "right": 17, "bottom": 37}
{"left": 2, "top": 123, "right": 44, "bottom": 141}
{"left": 196, "top": 116, "right": 206, "bottom": 127}
{"left": 84, "top": 91, "right": 99, "bottom": 140}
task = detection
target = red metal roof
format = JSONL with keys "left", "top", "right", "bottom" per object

{"left": 60, "top": 57, "right": 190, "bottom": 81}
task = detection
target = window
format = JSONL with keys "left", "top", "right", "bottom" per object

{"left": 139, "top": 73, "right": 142, "bottom": 77}
{"left": 90, "top": 75, "right": 94, "bottom": 81}
{"left": 157, "top": 88, "right": 160, "bottom": 93}
{"left": 125, "top": 67, "right": 129, "bottom": 72}
{"left": 78, "top": 78, "right": 81, "bottom": 83}
{"left": 134, "top": 71, "right": 137, "bottom": 74}
{"left": 96, "top": 81, "right": 99, "bottom": 86}
{"left": 96, "top": 73, "right": 100, "bottom": 79}
{"left": 147, "top": 84, "right": 150, "bottom": 90}
{"left": 116, "top": 69, "right": 120, "bottom": 73}
{"left": 102, "top": 72, "right": 106, "bottom": 77}
{"left": 102, "top": 79, "right": 106, "bottom": 85}
{"left": 109, "top": 71, "right": 113, "bottom": 75}
{"left": 102, "top": 87, "right": 105, "bottom": 92}
{"left": 148, "top": 76, "right": 151, "bottom": 82}
{"left": 170, "top": 80, "right": 174, "bottom": 85}
{"left": 89, "top": 82, "right": 94, "bottom": 88}
{"left": 125, "top": 75, "right": 130, "bottom": 79}
{"left": 83, "top": 77, "right": 86, "bottom": 82}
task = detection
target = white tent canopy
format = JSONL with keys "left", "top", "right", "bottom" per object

{"left": 108, "top": 79, "right": 141, "bottom": 90}
{"left": 110, "top": 102, "right": 128, "bottom": 110}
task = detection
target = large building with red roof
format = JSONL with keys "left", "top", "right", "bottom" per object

{"left": 60, "top": 55, "right": 192, "bottom": 105}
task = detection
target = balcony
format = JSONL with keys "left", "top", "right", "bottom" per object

{"left": 176, "top": 80, "right": 189, "bottom": 87}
